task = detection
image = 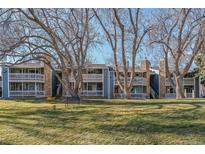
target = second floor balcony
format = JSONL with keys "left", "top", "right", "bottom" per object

{"left": 165, "top": 78, "right": 195, "bottom": 86}
{"left": 114, "top": 77, "right": 147, "bottom": 85}
{"left": 70, "top": 74, "right": 103, "bottom": 82}
{"left": 9, "top": 73, "right": 44, "bottom": 82}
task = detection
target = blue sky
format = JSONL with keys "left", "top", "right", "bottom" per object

{"left": 90, "top": 9, "right": 162, "bottom": 67}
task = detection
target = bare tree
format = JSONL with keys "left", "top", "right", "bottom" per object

{"left": 93, "top": 8, "right": 151, "bottom": 98}
{"left": 0, "top": 8, "right": 98, "bottom": 97}
{"left": 150, "top": 8, "right": 205, "bottom": 99}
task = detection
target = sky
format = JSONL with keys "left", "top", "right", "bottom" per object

{"left": 90, "top": 9, "right": 162, "bottom": 67}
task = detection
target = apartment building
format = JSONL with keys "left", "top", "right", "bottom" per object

{"left": 158, "top": 59, "right": 200, "bottom": 98}
{"left": 1, "top": 61, "right": 52, "bottom": 98}
{"left": 113, "top": 59, "right": 151, "bottom": 98}
{"left": 53, "top": 64, "right": 111, "bottom": 98}
{"left": 1, "top": 59, "right": 151, "bottom": 99}
{"left": 1, "top": 58, "right": 203, "bottom": 99}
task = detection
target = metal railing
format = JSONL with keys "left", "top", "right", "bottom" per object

{"left": 114, "top": 77, "right": 147, "bottom": 85}
{"left": 165, "top": 93, "right": 193, "bottom": 98}
{"left": 114, "top": 93, "right": 148, "bottom": 98}
{"left": 165, "top": 78, "right": 194, "bottom": 86}
{"left": 9, "top": 73, "right": 44, "bottom": 81}
{"left": 183, "top": 78, "right": 195, "bottom": 85}
{"left": 9, "top": 90, "right": 45, "bottom": 97}
{"left": 80, "top": 90, "right": 103, "bottom": 96}
{"left": 70, "top": 74, "right": 103, "bottom": 82}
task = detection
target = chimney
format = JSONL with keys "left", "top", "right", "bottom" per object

{"left": 159, "top": 58, "right": 166, "bottom": 98}
{"left": 140, "top": 58, "right": 151, "bottom": 98}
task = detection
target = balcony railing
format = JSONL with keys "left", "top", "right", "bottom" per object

{"left": 165, "top": 78, "right": 195, "bottom": 86}
{"left": 165, "top": 93, "right": 176, "bottom": 98}
{"left": 115, "top": 77, "right": 147, "bottom": 85}
{"left": 80, "top": 90, "right": 103, "bottom": 96}
{"left": 70, "top": 74, "right": 103, "bottom": 82}
{"left": 183, "top": 78, "right": 195, "bottom": 85}
{"left": 9, "top": 90, "right": 45, "bottom": 97}
{"left": 9, "top": 73, "right": 44, "bottom": 81}
{"left": 165, "top": 93, "right": 193, "bottom": 98}
{"left": 114, "top": 93, "right": 148, "bottom": 98}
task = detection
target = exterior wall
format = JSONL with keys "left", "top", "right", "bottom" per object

{"left": 195, "top": 77, "right": 200, "bottom": 98}
{"left": 109, "top": 69, "right": 114, "bottom": 99}
{"left": 159, "top": 58, "right": 198, "bottom": 98}
{"left": 3, "top": 58, "right": 202, "bottom": 99}
{"left": 159, "top": 59, "right": 166, "bottom": 98}
{"left": 2, "top": 67, "right": 9, "bottom": 98}
{"left": 103, "top": 68, "right": 109, "bottom": 98}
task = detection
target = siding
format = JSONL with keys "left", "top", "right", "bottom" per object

{"left": 103, "top": 69, "right": 109, "bottom": 98}
{"left": 2, "top": 67, "right": 9, "bottom": 98}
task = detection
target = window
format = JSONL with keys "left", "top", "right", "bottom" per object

{"left": 10, "top": 83, "right": 22, "bottom": 91}
{"left": 87, "top": 83, "right": 102, "bottom": 91}
{"left": 184, "top": 86, "right": 194, "bottom": 93}
{"left": 97, "top": 83, "right": 102, "bottom": 90}
{"left": 87, "top": 69, "right": 102, "bottom": 74}
{"left": 131, "top": 86, "right": 147, "bottom": 93}
{"left": 10, "top": 68, "right": 22, "bottom": 73}
{"left": 166, "top": 86, "right": 175, "bottom": 93}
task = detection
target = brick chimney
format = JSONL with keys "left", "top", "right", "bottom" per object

{"left": 140, "top": 58, "right": 151, "bottom": 98}
{"left": 159, "top": 58, "right": 166, "bottom": 98}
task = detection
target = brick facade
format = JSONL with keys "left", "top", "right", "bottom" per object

{"left": 141, "top": 59, "right": 151, "bottom": 98}
{"left": 159, "top": 59, "right": 166, "bottom": 98}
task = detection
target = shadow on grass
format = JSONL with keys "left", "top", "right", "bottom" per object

{"left": 98, "top": 119, "right": 205, "bottom": 136}
{"left": 1, "top": 99, "right": 205, "bottom": 144}
{"left": 81, "top": 99, "right": 205, "bottom": 107}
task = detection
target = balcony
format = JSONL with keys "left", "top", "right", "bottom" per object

{"left": 114, "top": 93, "right": 148, "bottom": 98}
{"left": 70, "top": 74, "right": 103, "bottom": 82}
{"left": 9, "top": 73, "right": 44, "bottom": 82}
{"left": 165, "top": 93, "right": 194, "bottom": 98}
{"left": 80, "top": 90, "right": 103, "bottom": 97}
{"left": 165, "top": 78, "right": 195, "bottom": 86}
{"left": 9, "top": 90, "right": 45, "bottom": 97}
{"left": 183, "top": 78, "right": 195, "bottom": 85}
{"left": 115, "top": 77, "right": 147, "bottom": 85}
{"left": 165, "top": 93, "right": 176, "bottom": 98}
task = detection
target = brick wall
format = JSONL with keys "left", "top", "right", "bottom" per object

{"left": 141, "top": 59, "right": 151, "bottom": 98}
{"left": 159, "top": 59, "right": 166, "bottom": 98}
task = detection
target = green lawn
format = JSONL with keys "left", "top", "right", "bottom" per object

{"left": 1, "top": 98, "right": 205, "bottom": 144}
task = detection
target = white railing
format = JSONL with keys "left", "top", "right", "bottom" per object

{"left": 115, "top": 77, "right": 147, "bottom": 85}
{"left": 9, "top": 90, "right": 45, "bottom": 97}
{"left": 114, "top": 93, "right": 148, "bottom": 98}
{"left": 165, "top": 78, "right": 194, "bottom": 86}
{"left": 80, "top": 90, "right": 103, "bottom": 96}
{"left": 70, "top": 74, "right": 103, "bottom": 82}
{"left": 165, "top": 93, "right": 193, "bottom": 98}
{"left": 183, "top": 78, "right": 195, "bottom": 85}
{"left": 9, "top": 73, "right": 44, "bottom": 81}
{"left": 165, "top": 93, "right": 176, "bottom": 98}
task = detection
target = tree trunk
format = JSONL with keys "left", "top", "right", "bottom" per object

{"left": 123, "top": 88, "right": 131, "bottom": 99}
{"left": 175, "top": 77, "right": 185, "bottom": 99}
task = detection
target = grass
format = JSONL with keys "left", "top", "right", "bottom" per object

{"left": 1, "top": 98, "right": 205, "bottom": 144}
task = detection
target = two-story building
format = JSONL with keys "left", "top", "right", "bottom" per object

{"left": 158, "top": 59, "right": 200, "bottom": 98}
{"left": 113, "top": 59, "right": 151, "bottom": 98}
{"left": 1, "top": 59, "right": 152, "bottom": 99}
{"left": 1, "top": 61, "right": 52, "bottom": 98}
